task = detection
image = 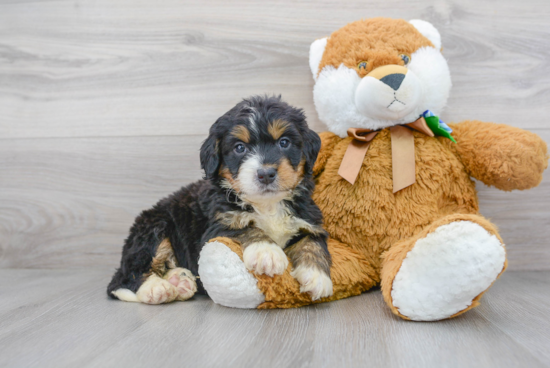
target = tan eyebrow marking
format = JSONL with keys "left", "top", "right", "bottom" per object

{"left": 268, "top": 119, "right": 289, "bottom": 140}
{"left": 230, "top": 125, "right": 250, "bottom": 143}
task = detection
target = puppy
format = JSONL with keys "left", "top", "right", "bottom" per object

{"left": 107, "top": 96, "right": 333, "bottom": 304}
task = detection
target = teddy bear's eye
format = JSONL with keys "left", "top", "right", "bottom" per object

{"left": 357, "top": 61, "right": 368, "bottom": 70}
{"left": 400, "top": 54, "right": 411, "bottom": 66}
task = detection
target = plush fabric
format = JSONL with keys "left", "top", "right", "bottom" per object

{"left": 448, "top": 121, "right": 548, "bottom": 191}
{"left": 380, "top": 213, "right": 507, "bottom": 320}
{"left": 317, "top": 18, "right": 434, "bottom": 77}
{"left": 311, "top": 19, "right": 452, "bottom": 135}
{"left": 198, "top": 17, "right": 548, "bottom": 320}
{"left": 199, "top": 239, "right": 266, "bottom": 308}
{"left": 207, "top": 236, "right": 378, "bottom": 309}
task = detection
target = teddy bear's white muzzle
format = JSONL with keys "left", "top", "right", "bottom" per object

{"left": 355, "top": 68, "right": 423, "bottom": 121}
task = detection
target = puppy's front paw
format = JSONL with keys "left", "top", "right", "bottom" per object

{"left": 164, "top": 268, "right": 197, "bottom": 301}
{"left": 243, "top": 242, "right": 289, "bottom": 277}
{"left": 136, "top": 275, "right": 178, "bottom": 305}
{"left": 291, "top": 265, "right": 333, "bottom": 301}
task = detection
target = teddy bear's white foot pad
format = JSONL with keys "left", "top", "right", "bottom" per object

{"left": 198, "top": 241, "right": 265, "bottom": 308}
{"left": 391, "top": 221, "right": 506, "bottom": 321}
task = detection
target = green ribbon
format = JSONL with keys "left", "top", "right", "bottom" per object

{"left": 423, "top": 110, "right": 456, "bottom": 143}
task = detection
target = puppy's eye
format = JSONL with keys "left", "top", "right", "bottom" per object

{"left": 234, "top": 143, "right": 247, "bottom": 154}
{"left": 279, "top": 138, "right": 291, "bottom": 149}
{"left": 400, "top": 54, "right": 411, "bottom": 66}
{"left": 357, "top": 61, "right": 368, "bottom": 70}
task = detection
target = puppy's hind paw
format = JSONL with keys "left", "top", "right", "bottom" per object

{"left": 243, "top": 242, "right": 289, "bottom": 277}
{"left": 291, "top": 265, "right": 333, "bottom": 301}
{"left": 164, "top": 268, "right": 197, "bottom": 301}
{"left": 136, "top": 275, "right": 178, "bottom": 305}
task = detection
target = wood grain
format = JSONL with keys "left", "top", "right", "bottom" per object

{"left": 0, "top": 132, "right": 547, "bottom": 270}
{"left": 0, "top": 136, "right": 203, "bottom": 269}
{"left": 1, "top": 0, "right": 549, "bottom": 139}
{"left": 0, "top": 269, "right": 548, "bottom": 367}
{"left": 0, "top": 0, "right": 549, "bottom": 270}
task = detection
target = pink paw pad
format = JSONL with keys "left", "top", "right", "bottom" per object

{"left": 163, "top": 268, "right": 197, "bottom": 301}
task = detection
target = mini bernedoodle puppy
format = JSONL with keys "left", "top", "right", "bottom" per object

{"left": 107, "top": 96, "right": 333, "bottom": 304}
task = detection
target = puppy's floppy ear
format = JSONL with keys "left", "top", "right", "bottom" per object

{"left": 302, "top": 128, "right": 322, "bottom": 175}
{"left": 200, "top": 133, "right": 220, "bottom": 180}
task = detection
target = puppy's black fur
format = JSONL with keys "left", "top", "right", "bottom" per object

{"left": 107, "top": 96, "right": 329, "bottom": 299}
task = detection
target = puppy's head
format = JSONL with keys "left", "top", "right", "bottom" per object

{"left": 200, "top": 96, "right": 320, "bottom": 202}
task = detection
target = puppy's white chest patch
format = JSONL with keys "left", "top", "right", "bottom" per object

{"left": 219, "top": 202, "right": 319, "bottom": 249}
{"left": 251, "top": 203, "right": 300, "bottom": 248}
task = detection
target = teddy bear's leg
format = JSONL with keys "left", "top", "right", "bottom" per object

{"left": 198, "top": 238, "right": 266, "bottom": 308}
{"left": 198, "top": 237, "right": 378, "bottom": 309}
{"left": 380, "top": 214, "right": 507, "bottom": 321}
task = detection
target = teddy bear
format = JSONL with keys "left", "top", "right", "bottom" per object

{"left": 197, "top": 17, "right": 548, "bottom": 321}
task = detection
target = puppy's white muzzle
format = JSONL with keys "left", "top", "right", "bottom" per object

{"left": 355, "top": 65, "right": 423, "bottom": 121}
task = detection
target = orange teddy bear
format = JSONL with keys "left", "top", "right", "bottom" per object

{"left": 198, "top": 18, "right": 548, "bottom": 321}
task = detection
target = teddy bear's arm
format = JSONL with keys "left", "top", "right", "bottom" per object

{"left": 446, "top": 120, "right": 548, "bottom": 191}
{"left": 313, "top": 131, "right": 341, "bottom": 176}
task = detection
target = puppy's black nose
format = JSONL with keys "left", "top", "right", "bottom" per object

{"left": 380, "top": 73, "right": 406, "bottom": 91}
{"left": 257, "top": 168, "right": 277, "bottom": 185}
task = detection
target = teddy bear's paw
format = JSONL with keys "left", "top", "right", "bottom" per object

{"left": 136, "top": 275, "right": 178, "bottom": 305}
{"left": 391, "top": 220, "right": 506, "bottom": 321}
{"left": 243, "top": 241, "right": 289, "bottom": 277}
{"left": 164, "top": 268, "right": 197, "bottom": 301}
{"left": 291, "top": 265, "right": 334, "bottom": 301}
{"left": 198, "top": 241, "right": 265, "bottom": 308}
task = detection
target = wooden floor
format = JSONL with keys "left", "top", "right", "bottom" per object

{"left": 0, "top": 269, "right": 548, "bottom": 368}
{"left": 1, "top": 1, "right": 550, "bottom": 367}
{"left": 1, "top": 0, "right": 549, "bottom": 271}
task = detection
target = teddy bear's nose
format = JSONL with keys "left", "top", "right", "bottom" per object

{"left": 380, "top": 73, "right": 406, "bottom": 91}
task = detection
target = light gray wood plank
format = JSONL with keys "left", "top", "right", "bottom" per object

{"left": 0, "top": 131, "right": 548, "bottom": 270}
{"left": 0, "top": 135, "right": 203, "bottom": 269}
{"left": 0, "top": 269, "right": 185, "bottom": 368}
{"left": 0, "top": 269, "right": 107, "bottom": 334}
{"left": 0, "top": 0, "right": 549, "bottom": 140}
{"left": 0, "top": 0, "right": 549, "bottom": 270}
{"left": 1, "top": 0, "right": 549, "bottom": 365}
{"left": 476, "top": 129, "right": 550, "bottom": 270}
{"left": 0, "top": 269, "right": 548, "bottom": 368}
{"left": 478, "top": 271, "right": 550, "bottom": 364}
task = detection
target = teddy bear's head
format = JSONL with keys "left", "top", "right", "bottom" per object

{"left": 310, "top": 18, "right": 451, "bottom": 137}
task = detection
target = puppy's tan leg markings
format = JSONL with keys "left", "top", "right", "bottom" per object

{"left": 136, "top": 239, "right": 197, "bottom": 304}
{"left": 238, "top": 227, "right": 273, "bottom": 246}
{"left": 136, "top": 274, "right": 178, "bottom": 304}
{"left": 164, "top": 268, "right": 198, "bottom": 301}
{"left": 148, "top": 238, "right": 178, "bottom": 278}
{"left": 286, "top": 236, "right": 333, "bottom": 300}
{"left": 243, "top": 242, "right": 289, "bottom": 277}
{"left": 239, "top": 228, "right": 289, "bottom": 277}
{"left": 286, "top": 236, "right": 331, "bottom": 274}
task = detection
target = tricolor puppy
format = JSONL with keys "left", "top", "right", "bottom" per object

{"left": 107, "top": 96, "right": 333, "bottom": 304}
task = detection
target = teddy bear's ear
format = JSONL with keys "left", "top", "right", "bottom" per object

{"left": 309, "top": 37, "right": 328, "bottom": 80}
{"left": 409, "top": 20, "right": 442, "bottom": 50}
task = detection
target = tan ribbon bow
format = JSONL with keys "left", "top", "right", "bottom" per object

{"left": 337, "top": 116, "right": 435, "bottom": 193}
